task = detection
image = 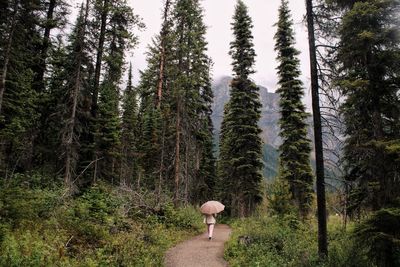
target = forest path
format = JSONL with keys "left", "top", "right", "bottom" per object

{"left": 164, "top": 224, "right": 232, "bottom": 267}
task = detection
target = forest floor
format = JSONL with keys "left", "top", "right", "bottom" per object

{"left": 164, "top": 224, "right": 232, "bottom": 267}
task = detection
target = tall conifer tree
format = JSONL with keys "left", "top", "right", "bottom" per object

{"left": 120, "top": 63, "right": 138, "bottom": 187}
{"left": 218, "top": 0, "right": 263, "bottom": 217}
{"left": 61, "top": 1, "right": 91, "bottom": 189}
{"left": 94, "top": 0, "right": 138, "bottom": 182}
{"left": 274, "top": 0, "right": 314, "bottom": 217}
{"left": 0, "top": 0, "right": 43, "bottom": 174}
{"left": 335, "top": 0, "right": 400, "bottom": 212}
{"left": 136, "top": 0, "right": 215, "bottom": 204}
{"left": 171, "top": 0, "right": 215, "bottom": 205}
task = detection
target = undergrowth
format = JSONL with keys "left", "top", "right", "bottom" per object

{"left": 0, "top": 174, "right": 203, "bottom": 266}
{"left": 225, "top": 214, "right": 373, "bottom": 267}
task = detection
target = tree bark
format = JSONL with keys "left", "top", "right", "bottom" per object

{"left": 174, "top": 100, "right": 181, "bottom": 206}
{"left": 91, "top": 0, "right": 109, "bottom": 118}
{"left": 305, "top": 0, "right": 328, "bottom": 257}
{"left": 157, "top": 122, "right": 166, "bottom": 205}
{"left": 64, "top": 0, "right": 90, "bottom": 189}
{"left": 184, "top": 134, "right": 189, "bottom": 204}
{"left": 156, "top": 0, "right": 171, "bottom": 109}
{"left": 35, "top": 0, "right": 57, "bottom": 92}
{"left": 0, "top": 0, "right": 19, "bottom": 114}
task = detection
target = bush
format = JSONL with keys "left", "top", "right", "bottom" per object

{"left": 0, "top": 187, "right": 60, "bottom": 227}
{"left": 0, "top": 178, "right": 203, "bottom": 266}
{"left": 353, "top": 208, "right": 400, "bottom": 267}
{"left": 225, "top": 215, "right": 374, "bottom": 267}
{"left": 161, "top": 203, "right": 204, "bottom": 230}
{"left": 225, "top": 215, "right": 319, "bottom": 267}
{"left": 266, "top": 178, "right": 296, "bottom": 216}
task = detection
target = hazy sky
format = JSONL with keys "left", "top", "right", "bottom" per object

{"left": 129, "top": 0, "right": 311, "bottom": 95}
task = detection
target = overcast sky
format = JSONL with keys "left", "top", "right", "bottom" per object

{"left": 129, "top": 0, "right": 311, "bottom": 95}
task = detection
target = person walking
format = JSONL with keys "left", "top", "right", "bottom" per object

{"left": 203, "top": 213, "right": 216, "bottom": 240}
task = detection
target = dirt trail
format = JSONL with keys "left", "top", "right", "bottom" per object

{"left": 164, "top": 224, "right": 232, "bottom": 267}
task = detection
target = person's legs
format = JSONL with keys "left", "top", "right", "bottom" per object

{"left": 209, "top": 223, "right": 215, "bottom": 239}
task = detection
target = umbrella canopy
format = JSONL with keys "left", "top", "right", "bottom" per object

{"left": 200, "top": 200, "right": 225, "bottom": 215}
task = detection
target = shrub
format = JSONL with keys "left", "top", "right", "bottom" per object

{"left": 266, "top": 178, "right": 296, "bottom": 216}
{"left": 225, "top": 215, "right": 319, "bottom": 267}
{"left": 0, "top": 187, "right": 59, "bottom": 227}
{"left": 0, "top": 177, "right": 203, "bottom": 266}
{"left": 225, "top": 215, "right": 374, "bottom": 267}
{"left": 162, "top": 203, "right": 204, "bottom": 230}
{"left": 353, "top": 208, "right": 400, "bottom": 267}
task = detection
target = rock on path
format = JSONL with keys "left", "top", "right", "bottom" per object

{"left": 164, "top": 224, "right": 232, "bottom": 267}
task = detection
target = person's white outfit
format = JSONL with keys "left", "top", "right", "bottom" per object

{"left": 203, "top": 214, "right": 216, "bottom": 240}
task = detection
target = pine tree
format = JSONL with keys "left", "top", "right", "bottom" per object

{"left": 33, "top": 0, "right": 69, "bottom": 167}
{"left": 39, "top": 37, "right": 68, "bottom": 171}
{"left": 91, "top": 0, "right": 109, "bottom": 120}
{"left": 120, "top": 63, "right": 138, "bottom": 187}
{"left": 274, "top": 0, "right": 314, "bottom": 217}
{"left": 34, "top": 0, "right": 68, "bottom": 93}
{"left": 136, "top": 37, "right": 170, "bottom": 193}
{"left": 135, "top": 2, "right": 173, "bottom": 192}
{"left": 94, "top": 0, "right": 137, "bottom": 183}
{"left": 0, "top": 0, "right": 19, "bottom": 113}
{"left": 136, "top": 0, "right": 215, "bottom": 205}
{"left": 0, "top": 0, "right": 44, "bottom": 175}
{"left": 85, "top": 0, "right": 142, "bottom": 183}
{"left": 218, "top": 0, "right": 263, "bottom": 217}
{"left": 171, "top": 0, "right": 215, "bottom": 205}
{"left": 61, "top": 1, "right": 91, "bottom": 189}
{"left": 336, "top": 0, "right": 400, "bottom": 212}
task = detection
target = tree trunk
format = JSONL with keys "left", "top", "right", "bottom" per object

{"left": 0, "top": 0, "right": 19, "bottom": 114}
{"left": 156, "top": 0, "right": 171, "bottom": 109}
{"left": 184, "top": 134, "right": 189, "bottom": 204}
{"left": 305, "top": 0, "right": 328, "bottom": 257}
{"left": 174, "top": 100, "right": 181, "bottom": 206}
{"left": 64, "top": 0, "right": 90, "bottom": 189}
{"left": 36, "top": 0, "right": 56, "bottom": 91}
{"left": 91, "top": 0, "right": 109, "bottom": 118}
{"left": 157, "top": 122, "right": 166, "bottom": 205}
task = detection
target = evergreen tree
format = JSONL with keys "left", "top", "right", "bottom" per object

{"left": 94, "top": 0, "right": 138, "bottom": 183}
{"left": 136, "top": 0, "right": 215, "bottom": 205}
{"left": 61, "top": 1, "right": 92, "bottom": 189}
{"left": 218, "top": 0, "right": 263, "bottom": 217}
{"left": 171, "top": 0, "right": 215, "bottom": 205}
{"left": 0, "top": 0, "right": 43, "bottom": 175}
{"left": 136, "top": 0, "right": 174, "bottom": 195}
{"left": 336, "top": 0, "right": 400, "bottom": 212}
{"left": 274, "top": 0, "right": 314, "bottom": 217}
{"left": 90, "top": 0, "right": 109, "bottom": 120}
{"left": 120, "top": 63, "right": 138, "bottom": 187}
{"left": 39, "top": 37, "right": 68, "bottom": 171}
{"left": 33, "top": 0, "right": 69, "bottom": 168}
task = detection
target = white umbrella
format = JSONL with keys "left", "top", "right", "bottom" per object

{"left": 200, "top": 200, "right": 225, "bottom": 215}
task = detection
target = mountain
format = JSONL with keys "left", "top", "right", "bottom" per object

{"left": 211, "top": 76, "right": 281, "bottom": 180}
{"left": 211, "top": 76, "right": 342, "bottom": 188}
{"left": 211, "top": 76, "right": 281, "bottom": 148}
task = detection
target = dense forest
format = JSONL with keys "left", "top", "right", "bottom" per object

{"left": 0, "top": 0, "right": 399, "bottom": 266}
